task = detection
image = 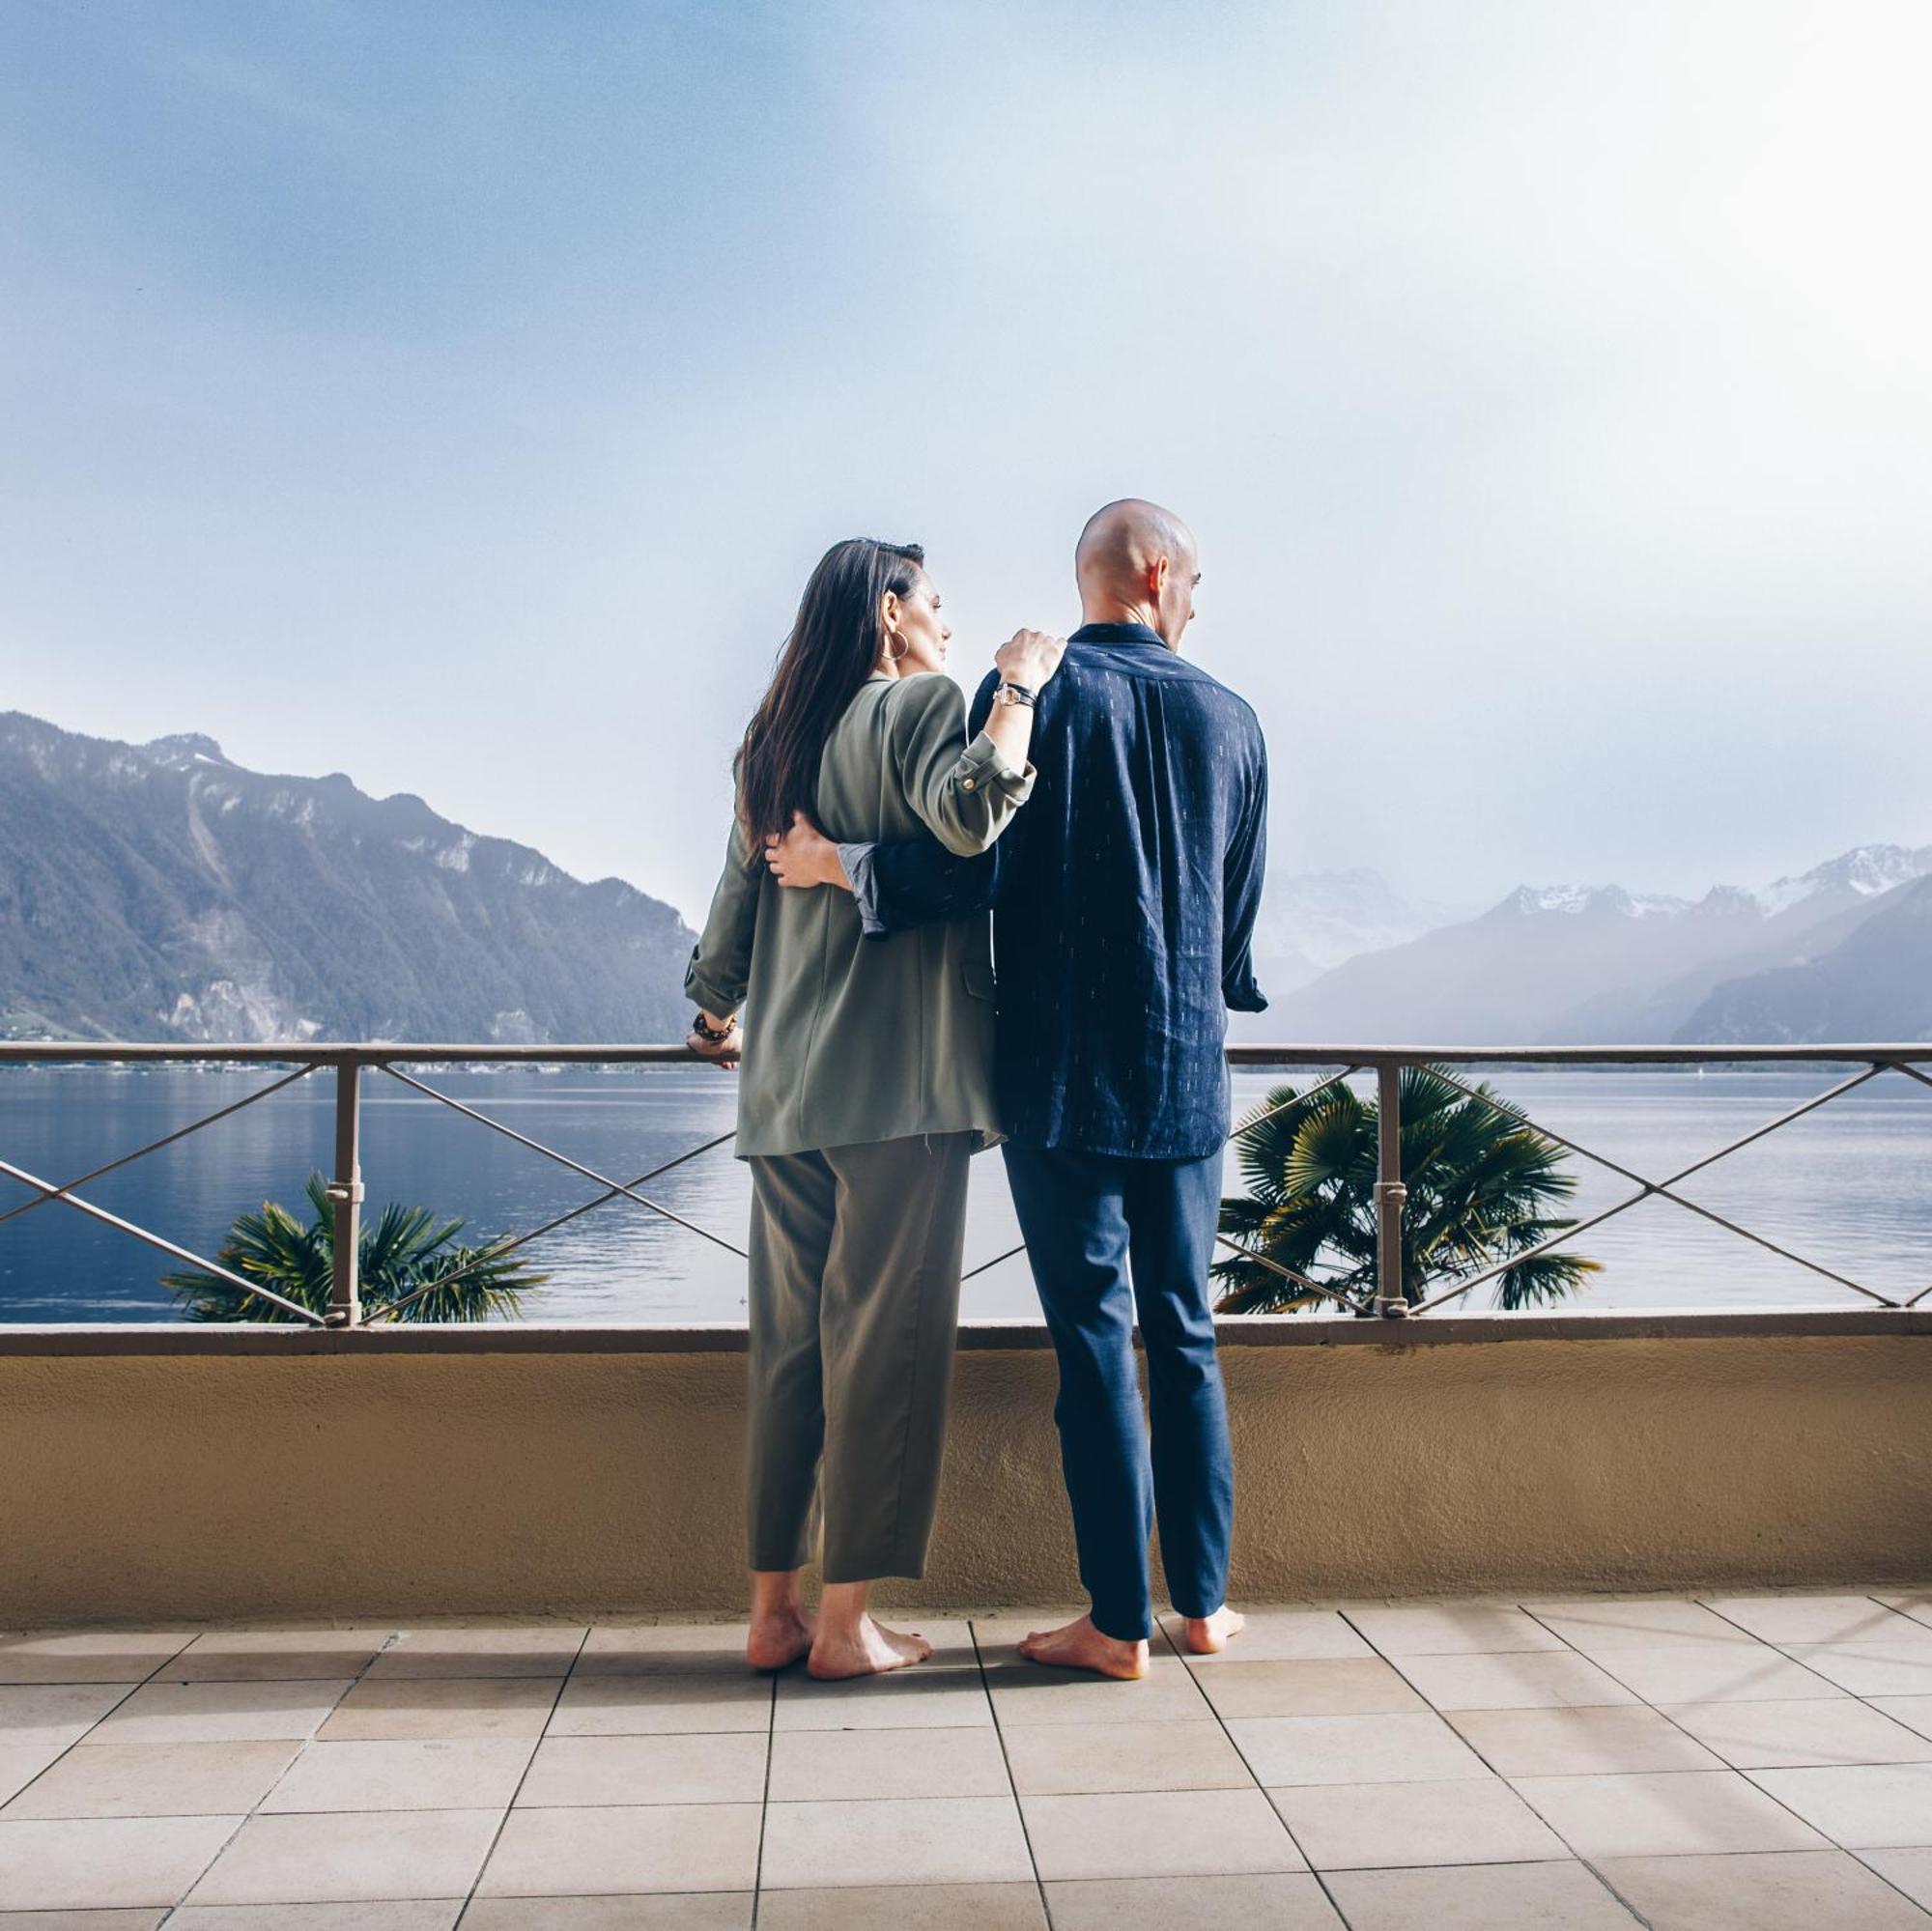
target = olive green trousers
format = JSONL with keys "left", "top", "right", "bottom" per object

{"left": 745, "top": 1132, "right": 975, "bottom": 1582}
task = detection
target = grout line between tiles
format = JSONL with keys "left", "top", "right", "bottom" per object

{"left": 1158, "top": 1613, "right": 1364, "bottom": 1928}
{"left": 970, "top": 1615, "right": 1053, "bottom": 1929}
{"left": 449, "top": 1626, "right": 587, "bottom": 1928}
{"left": 749, "top": 1659, "right": 779, "bottom": 1927}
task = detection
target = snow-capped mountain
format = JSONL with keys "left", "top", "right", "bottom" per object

{"left": 1258, "top": 845, "right": 1932, "bottom": 1045}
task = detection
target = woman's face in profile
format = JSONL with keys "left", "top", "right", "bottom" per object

{"left": 887, "top": 571, "right": 951, "bottom": 675}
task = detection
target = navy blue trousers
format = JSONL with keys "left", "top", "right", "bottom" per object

{"left": 1002, "top": 1143, "right": 1236, "bottom": 1642}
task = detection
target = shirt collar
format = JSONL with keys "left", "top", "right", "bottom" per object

{"left": 1069, "top": 621, "right": 1170, "bottom": 650}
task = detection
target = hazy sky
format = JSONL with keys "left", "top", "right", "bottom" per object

{"left": 3, "top": 0, "right": 1927, "bottom": 926}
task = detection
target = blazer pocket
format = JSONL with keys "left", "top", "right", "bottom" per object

{"left": 963, "top": 954, "right": 996, "bottom": 1001}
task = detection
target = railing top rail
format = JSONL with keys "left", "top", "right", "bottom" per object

{"left": 3, "top": 1041, "right": 1930, "bottom": 1066}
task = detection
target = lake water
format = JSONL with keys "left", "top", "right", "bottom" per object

{"left": 2, "top": 1065, "right": 1926, "bottom": 1322}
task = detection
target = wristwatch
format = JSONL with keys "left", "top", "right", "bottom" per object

{"left": 992, "top": 682, "right": 1037, "bottom": 709}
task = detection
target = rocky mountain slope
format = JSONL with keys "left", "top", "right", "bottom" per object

{"left": 0, "top": 712, "right": 696, "bottom": 1043}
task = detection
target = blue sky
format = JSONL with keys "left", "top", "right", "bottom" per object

{"left": 3, "top": 0, "right": 1928, "bottom": 923}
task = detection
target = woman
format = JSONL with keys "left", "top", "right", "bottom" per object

{"left": 685, "top": 536, "right": 1063, "bottom": 1679}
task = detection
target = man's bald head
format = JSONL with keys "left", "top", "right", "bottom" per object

{"left": 1074, "top": 498, "right": 1200, "bottom": 648}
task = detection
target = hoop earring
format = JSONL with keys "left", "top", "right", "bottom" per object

{"left": 883, "top": 629, "right": 909, "bottom": 664}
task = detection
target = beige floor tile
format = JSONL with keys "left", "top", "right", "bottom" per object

{"left": 573, "top": 1623, "right": 753, "bottom": 1677}
{"left": 168, "top": 1906, "right": 463, "bottom": 1928}
{"left": 1002, "top": 1719, "right": 1249, "bottom": 1794}
{"left": 1267, "top": 1777, "right": 1567, "bottom": 1870}
{"left": 1324, "top": 1859, "right": 1637, "bottom": 1928}
{"left": 0, "top": 1635, "right": 196, "bottom": 1688}
{"left": 316, "top": 1678, "right": 560, "bottom": 1742}
{"left": 766, "top": 1725, "right": 1009, "bottom": 1802}
{"left": 1597, "top": 1849, "right": 1932, "bottom": 1929}
{"left": 0, "top": 1687, "right": 135, "bottom": 1753}
{"left": 1446, "top": 1705, "right": 1720, "bottom": 1775}
{"left": 1859, "top": 1846, "right": 1932, "bottom": 1911}
{"left": 514, "top": 1733, "right": 766, "bottom": 1807}
{"left": 162, "top": 1633, "right": 393, "bottom": 1684}
{"left": 1193, "top": 1659, "right": 1423, "bottom": 1718}
{"left": 474, "top": 1803, "right": 760, "bottom": 1896}
{"left": 1042, "top": 1872, "right": 1342, "bottom": 1929}
{"left": 1699, "top": 1595, "right": 1923, "bottom": 1645}
{"left": 0, "top": 1910, "right": 167, "bottom": 1928}
{"left": 1158, "top": 1611, "right": 1373, "bottom": 1663}
{"left": 260, "top": 1738, "right": 535, "bottom": 1813}
{"left": 756, "top": 1882, "right": 1042, "bottom": 1929}
{"left": 363, "top": 1630, "right": 583, "bottom": 1681}
{"left": 1662, "top": 1695, "right": 1932, "bottom": 1768}
{"left": 1227, "top": 1711, "right": 1490, "bottom": 1786}
{"left": 759, "top": 1794, "right": 1032, "bottom": 1888}
{"left": 2, "top": 1742, "right": 298, "bottom": 1819}
{"left": 185, "top": 1808, "right": 500, "bottom": 1905}
{"left": 1878, "top": 1593, "right": 1932, "bottom": 1631}
{"left": 1870, "top": 1696, "right": 1932, "bottom": 1744}
{"left": 460, "top": 1897, "right": 751, "bottom": 1930}
{"left": 1346, "top": 1606, "right": 1565, "bottom": 1656}
{"left": 0, "top": 1744, "right": 68, "bottom": 1805}
{"left": 1394, "top": 1650, "right": 1638, "bottom": 1712}
{"left": 774, "top": 1665, "right": 991, "bottom": 1733}
{"left": 1511, "top": 1770, "right": 1830, "bottom": 1858}
{"left": 1782, "top": 1641, "right": 1932, "bottom": 1697}
{"left": 1586, "top": 1645, "right": 1845, "bottom": 1704}
{"left": 1528, "top": 1600, "right": 1761, "bottom": 1653}
{"left": 549, "top": 1673, "right": 771, "bottom": 1737}
{"left": 1021, "top": 1788, "right": 1304, "bottom": 1881}
{"left": 982, "top": 1658, "right": 1205, "bottom": 1728}
{"left": 88, "top": 1683, "right": 352, "bottom": 1746}
{"left": 0, "top": 1814, "right": 240, "bottom": 1910}
{"left": 1748, "top": 1761, "right": 1932, "bottom": 1848}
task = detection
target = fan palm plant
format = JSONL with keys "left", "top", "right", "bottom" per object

{"left": 163, "top": 1173, "right": 546, "bottom": 1322}
{"left": 1213, "top": 1066, "right": 1601, "bottom": 1315}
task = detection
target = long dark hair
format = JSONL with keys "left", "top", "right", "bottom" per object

{"left": 735, "top": 537, "right": 926, "bottom": 846}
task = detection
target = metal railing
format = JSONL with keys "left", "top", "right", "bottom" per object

{"left": 2, "top": 1041, "right": 1928, "bottom": 1326}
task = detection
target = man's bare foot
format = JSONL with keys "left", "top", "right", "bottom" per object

{"left": 808, "top": 1617, "right": 933, "bottom": 1680}
{"left": 1180, "top": 1604, "right": 1245, "bottom": 1654}
{"left": 746, "top": 1604, "right": 815, "bottom": 1672}
{"left": 1018, "top": 1613, "right": 1149, "bottom": 1680}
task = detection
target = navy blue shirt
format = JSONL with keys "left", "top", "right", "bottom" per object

{"left": 860, "top": 623, "right": 1268, "bottom": 1159}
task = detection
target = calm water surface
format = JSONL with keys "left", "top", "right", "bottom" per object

{"left": 2, "top": 1065, "right": 1926, "bottom": 1322}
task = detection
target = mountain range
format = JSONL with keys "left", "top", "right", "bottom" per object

{"left": 4, "top": 708, "right": 1925, "bottom": 1047}
{"left": 0, "top": 712, "right": 696, "bottom": 1044}
{"left": 1255, "top": 845, "right": 1932, "bottom": 1045}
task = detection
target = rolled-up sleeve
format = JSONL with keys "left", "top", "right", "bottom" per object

{"left": 683, "top": 818, "right": 761, "bottom": 1016}
{"left": 890, "top": 674, "right": 1034, "bottom": 857}
{"left": 838, "top": 840, "right": 888, "bottom": 940}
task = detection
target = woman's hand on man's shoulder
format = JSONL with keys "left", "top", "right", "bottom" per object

{"left": 995, "top": 629, "right": 1066, "bottom": 691}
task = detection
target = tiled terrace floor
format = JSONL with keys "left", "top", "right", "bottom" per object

{"left": 2, "top": 1592, "right": 1931, "bottom": 1927}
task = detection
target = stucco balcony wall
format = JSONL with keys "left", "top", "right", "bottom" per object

{"left": 2, "top": 1310, "right": 1928, "bottom": 1627}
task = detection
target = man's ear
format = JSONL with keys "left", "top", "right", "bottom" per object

{"left": 1149, "top": 554, "right": 1171, "bottom": 599}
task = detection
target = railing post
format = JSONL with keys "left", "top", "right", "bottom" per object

{"left": 1375, "top": 1060, "right": 1407, "bottom": 1318}
{"left": 325, "top": 1056, "right": 364, "bottom": 1327}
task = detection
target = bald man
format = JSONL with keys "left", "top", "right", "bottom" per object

{"left": 767, "top": 500, "right": 1268, "bottom": 1678}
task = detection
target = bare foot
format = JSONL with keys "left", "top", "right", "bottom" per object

{"left": 1179, "top": 1604, "right": 1245, "bottom": 1654}
{"left": 808, "top": 1617, "right": 933, "bottom": 1680}
{"left": 746, "top": 1604, "right": 815, "bottom": 1672}
{"left": 1018, "top": 1613, "right": 1149, "bottom": 1680}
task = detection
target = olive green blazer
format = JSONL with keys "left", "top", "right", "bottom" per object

{"left": 684, "top": 671, "right": 1033, "bottom": 1158}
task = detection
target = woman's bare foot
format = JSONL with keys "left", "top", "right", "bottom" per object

{"left": 808, "top": 1617, "right": 934, "bottom": 1680}
{"left": 746, "top": 1604, "right": 815, "bottom": 1672}
{"left": 1018, "top": 1613, "right": 1149, "bottom": 1680}
{"left": 1179, "top": 1604, "right": 1245, "bottom": 1654}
